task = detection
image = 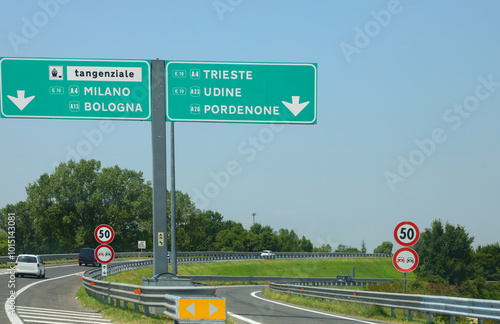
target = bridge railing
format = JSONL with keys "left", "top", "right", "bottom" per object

{"left": 176, "top": 275, "right": 389, "bottom": 285}
{"left": 0, "top": 251, "right": 390, "bottom": 263}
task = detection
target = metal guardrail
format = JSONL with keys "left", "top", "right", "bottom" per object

{"left": 0, "top": 252, "right": 154, "bottom": 263}
{"left": 81, "top": 260, "right": 224, "bottom": 323}
{"left": 269, "top": 282, "right": 500, "bottom": 323}
{"left": 0, "top": 251, "right": 390, "bottom": 263}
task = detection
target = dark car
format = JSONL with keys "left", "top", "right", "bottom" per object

{"left": 336, "top": 275, "right": 354, "bottom": 282}
{"left": 78, "top": 248, "right": 100, "bottom": 267}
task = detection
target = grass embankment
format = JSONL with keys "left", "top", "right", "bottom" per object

{"left": 106, "top": 258, "right": 412, "bottom": 285}
{"left": 261, "top": 287, "right": 433, "bottom": 324}
{"left": 76, "top": 286, "right": 173, "bottom": 324}
{"left": 77, "top": 285, "right": 238, "bottom": 324}
{"left": 81, "top": 258, "right": 422, "bottom": 324}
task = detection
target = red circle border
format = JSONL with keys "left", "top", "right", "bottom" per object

{"left": 393, "top": 247, "right": 419, "bottom": 273}
{"left": 94, "top": 244, "right": 115, "bottom": 264}
{"left": 394, "top": 221, "right": 420, "bottom": 246}
{"left": 94, "top": 224, "right": 115, "bottom": 245}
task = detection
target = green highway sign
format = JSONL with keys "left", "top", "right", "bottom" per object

{"left": 0, "top": 58, "right": 151, "bottom": 120}
{"left": 165, "top": 61, "right": 317, "bottom": 124}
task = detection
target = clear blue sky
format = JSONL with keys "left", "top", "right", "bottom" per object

{"left": 1, "top": 0, "right": 500, "bottom": 253}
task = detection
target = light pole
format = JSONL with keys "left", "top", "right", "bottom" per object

{"left": 252, "top": 212, "right": 256, "bottom": 226}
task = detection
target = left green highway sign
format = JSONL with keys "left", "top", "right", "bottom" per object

{"left": 0, "top": 58, "right": 151, "bottom": 120}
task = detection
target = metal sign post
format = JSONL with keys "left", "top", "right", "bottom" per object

{"left": 151, "top": 59, "right": 168, "bottom": 275}
{"left": 393, "top": 221, "right": 420, "bottom": 302}
{"left": 170, "top": 122, "right": 177, "bottom": 274}
{"left": 138, "top": 241, "right": 146, "bottom": 260}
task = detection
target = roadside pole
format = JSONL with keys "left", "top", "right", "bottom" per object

{"left": 151, "top": 59, "right": 168, "bottom": 275}
{"left": 170, "top": 122, "right": 177, "bottom": 274}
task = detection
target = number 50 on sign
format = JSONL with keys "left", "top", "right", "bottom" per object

{"left": 95, "top": 224, "right": 115, "bottom": 245}
{"left": 394, "top": 221, "right": 419, "bottom": 246}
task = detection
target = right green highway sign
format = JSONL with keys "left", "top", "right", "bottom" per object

{"left": 165, "top": 61, "right": 317, "bottom": 124}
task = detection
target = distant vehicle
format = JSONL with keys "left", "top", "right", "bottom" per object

{"left": 15, "top": 254, "right": 45, "bottom": 278}
{"left": 79, "top": 248, "right": 100, "bottom": 267}
{"left": 336, "top": 275, "right": 354, "bottom": 282}
{"left": 260, "top": 250, "right": 276, "bottom": 259}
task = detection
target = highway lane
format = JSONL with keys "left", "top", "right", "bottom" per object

{"left": 1, "top": 263, "right": 111, "bottom": 323}
{"left": 216, "top": 285, "right": 387, "bottom": 324}
{"left": 3, "top": 263, "right": 388, "bottom": 324}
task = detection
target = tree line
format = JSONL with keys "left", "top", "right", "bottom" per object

{"left": 0, "top": 160, "right": 324, "bottom": 254}
{"left": 413, "top": 219, "right": 500, "bottom": 284}
{"left": 1, "top": 160, "right": 499, "bottom": 285}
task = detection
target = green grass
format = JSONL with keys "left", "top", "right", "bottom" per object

{"left": 85, "top": 258, "right": 412, "bottom": 324}
{"left": 261, "top": 287, "right": 435, "bottom": 324}
{"left": 76, "top": 286, "right": 173, "bottom": 324}
{"left": 106, "top": 258, "right": 411, "bottom": 285}
{"left": 77, "top": 285, "right": 238, "bottom": 324}
{"left": 181, "top": 258, "right": 409, "bottom": 278}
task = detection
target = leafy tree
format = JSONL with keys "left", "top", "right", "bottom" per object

{"left": 94, "top": 165, "right": 152, "bottom": 251}
{"left": 313, "top": 243, "right": 332, "bottom": 253}
{"left": 1, "top": 159, "right": 325, "bottom": 255}
{"left": 361, "top": 240, "right": 367, "bottom": 253}
{"left": 249, "top": 223, "right": 263, "bottom": 235}
{"left": 0, "top": 229, "right": 8, "bottom": 255}
{"left": 4, "top": 160, "right": 152, "bottom": 253}
{"left": 260, "top": 225, "right": 279, "bottom": 251}
{"left": 335, "top": 244, "right": 360, "bottom": 253}
{"left": 1, "top": 201, "right": 39, "bottom": 254}
{"left": 277, "top": 229, "right": 300, "bottom": 252}
{"left": 170, "top": 191, "right": 197, "bottom": 250}
{"left": 414, "top": 219, "right": 475, "bottom": 285}
{"left": 298, "top": 236, "right": 313, "bottom": 252}
{"left": 373, "top": 241, "right": 393, "bottom": 254}
{"left": 474, "top": 243, "right": 500, "bottom": 281}
{"left": 215, "top": 222, "right": 247, "bottom": 251}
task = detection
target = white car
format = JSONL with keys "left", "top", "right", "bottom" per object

{"left": 15, "top": 254, "right": 46, "bottom": 278}
{"left": 260, "top": 250, "right": 276, "bottom": 259}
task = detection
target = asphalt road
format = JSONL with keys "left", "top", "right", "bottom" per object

{"left": 1, "top": 262, "right": 390, "bottom": 324}
{"left": 1, "top": 262, "right": 112, "bottom": 324}
{"left": 217, "top": 285, "right": 386, "bottom": 324}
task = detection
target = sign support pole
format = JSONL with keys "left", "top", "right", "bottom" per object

{"left": 404, "top": 273, "right": 407, "bottom": 294}
{"left": 151, "top": 59, "right": 168, "bottom": 275}
{"left": 170, "top": 121, "right": 177, "bottom": 274}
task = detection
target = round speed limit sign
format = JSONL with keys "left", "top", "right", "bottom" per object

{"left": 394, "top": 221, "right": 419, "bottom": 246}
{"left": 94, "top": 224, "right": 115, "bottom": 245}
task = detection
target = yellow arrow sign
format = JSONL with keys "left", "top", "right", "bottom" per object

{"left": 178, "top": 298, "right": 226, "bottom": 320}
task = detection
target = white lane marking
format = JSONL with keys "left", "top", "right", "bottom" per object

{"left": 0, "top": 264, "right": 89, "bottom": 276}
{"left": 18, "top": 312, "right": 111, "bottom": 324}
{"left": 5, "top": 272, "right": 82, "bottom": 324}
{"left": 250, "top": 291, "right": 379, "bottom": 324}
{"left": 228, "top": 312, "right": 262, "bottom": 324}
{"left": 16, "top": 306, "right": 109, "bottom": 320}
